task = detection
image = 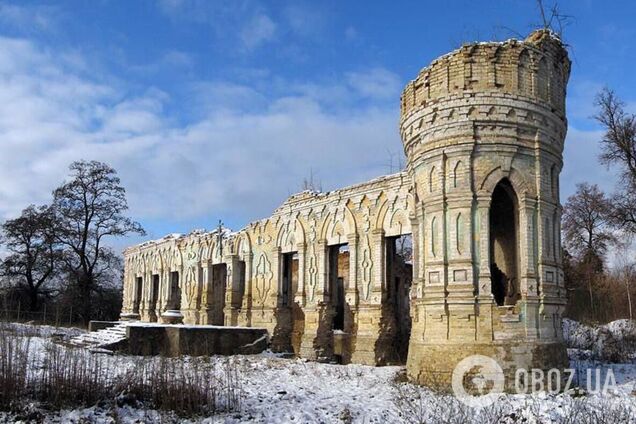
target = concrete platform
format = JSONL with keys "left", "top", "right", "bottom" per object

{"left": 125, "top": 323, "right": 269, "bottom": 357}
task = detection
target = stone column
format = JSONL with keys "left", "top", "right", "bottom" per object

{"left": 299, "top": 239, "right": 332, "bottom": 360}
{"left": 198, "top": 261, "right": 212, "bottom": 324}
{"left": 238, "top": 253, "right": 254, "bottom": 326}
{"left": 475, "top": 196, "right": 493, "bottom": 342}
{"left": 371, "top": 229, "right": 385, "bottom": 302}
{"left": 295, "top": 242, "right": 307, "bottom": 307}
{"left": 518, "top": 197, "right": 538, "bottom": 297}
{"left": 345, "top": 233, "right": 359, "bottom": 306}
{"left": 225, "top": 254, "right": 243, "bottom": 326}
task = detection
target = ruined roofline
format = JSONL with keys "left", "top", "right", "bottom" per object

{"left": 407, "top": 29, "right": 566, "bottom": 88}
{"left": 123, "top": 170, "right": 410, "bottom": 255}
{"left": 273, "top": 170, "right": 409, "bottom": 213}
{"left": 124, "top": 226, "right": 235, "bottom": 254}
{"left": 400, "top": 28, "right": 571, "bottom": 124}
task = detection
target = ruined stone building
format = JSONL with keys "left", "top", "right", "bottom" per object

{"left": 122, "top": 30, "right": 571, "bottom": 386}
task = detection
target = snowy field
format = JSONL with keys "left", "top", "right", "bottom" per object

{"left": 0, "top": 321, "right": 635, "bottom": 423}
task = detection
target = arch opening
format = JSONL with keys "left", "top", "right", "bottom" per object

{"left": 489, "top": 179, "right": 520, "bottom": 306}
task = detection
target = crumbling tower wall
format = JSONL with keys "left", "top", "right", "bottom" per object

{"left": 401, "top": 30, "right": 571, "bottom": 387}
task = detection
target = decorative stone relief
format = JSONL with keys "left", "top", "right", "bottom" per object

{"left": 254, "top": 253, "right": 273, "bottom": 306}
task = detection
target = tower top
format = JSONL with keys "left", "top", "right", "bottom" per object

{"left": 400, "top": 30, "right": 571, "bottom": 124}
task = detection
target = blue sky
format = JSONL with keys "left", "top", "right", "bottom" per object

{"left": 0, "top": 0, "right": 634, "bottom": 249}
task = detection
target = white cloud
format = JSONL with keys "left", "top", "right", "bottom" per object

{"left": 561, "top": 126, "right": 616, "bottom": 199}
{"left": 283, "top": 4, "right": 327, "bottom": 39}
{"left": 240, "top": 14, "right": 276, "bottom": 50}
{"left": 156, "top": 1, "right": 277, "bottom": 52}
{"left": 344, "top": 26, "right": 359, "bottom": 42}
{"left": 346, "top": 68, "right": 402, "bottom": 100}
{"left": 0, "top": 35, "right": 400, "bottom": 231}
{"left": 0, "top": 3, "right": 61, "bottom": 33}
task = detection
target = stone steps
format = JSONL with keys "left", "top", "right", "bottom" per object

{"left": 67, "top": 322, "right": 130, "bottom": 351}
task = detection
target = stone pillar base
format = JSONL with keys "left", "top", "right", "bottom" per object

{"left": 224, "top": 306, "right": 242, "bottom": 326}
{"left": 298, "top": 305, "right": 333, "bottom": 361}
{"left": 160, "top": 310, "right": 184, "bottom": 325}
{"left": 181, "top": 309, "right": 199, "bottom": 325}
{"left": 348, "top": 305, "right": 386, "bottom": 365}
{"left": 406, "top": 341, "right": 569, "bottom": 392}
{"left": 271, "top": 307, "right": 293, "bottom": 353}
{"left": 120, "top": 312, "right": 140, "bottom": 321}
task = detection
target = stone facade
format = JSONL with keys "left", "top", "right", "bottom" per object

{"left": 121, "top": 29, "right": 570, "bottom": 388}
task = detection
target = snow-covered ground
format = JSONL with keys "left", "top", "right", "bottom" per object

{"left": 0, "top": 321, "right": 635, "bottom": 423}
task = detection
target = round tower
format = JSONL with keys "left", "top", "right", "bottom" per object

{"left": 401, "top": 30, "right": 571, "bottom": 388}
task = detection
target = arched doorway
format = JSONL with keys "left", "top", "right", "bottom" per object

{"left": 489, "top": 179, "right": 519, "bottom": 306}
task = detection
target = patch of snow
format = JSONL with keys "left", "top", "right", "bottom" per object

{"left": 563, "top": 318, "right": 636, "bottom": 362}
{"left": 1, "top": 322, "right": 635, "bottom": 423}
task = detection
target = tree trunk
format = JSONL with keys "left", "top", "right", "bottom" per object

{"left": 627, "top": 281, "right": 633, "bottom": 321}
{"left": 587, "top": 270, "right": 595, "bottom": 320}
{"left": 29, "top": 289, "right": 39, "bottom": 313}
{"left": 79, "top": 274, "right": 93, "bottom": 326}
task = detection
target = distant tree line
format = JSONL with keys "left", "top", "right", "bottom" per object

{"left": 0, "top": 160, "right": 144, "bottom": 325}
{"left": 563, "top": 88, "right": 636, "bottom": 323}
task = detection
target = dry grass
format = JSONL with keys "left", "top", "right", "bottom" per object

{"left": 0, "top": 328, "right": 244, "bottom": 417}
{"left": 0, "top": 326, "right": 31, "bottom": 409}
{"left": 391, "top": 379, "right": 636, "bottom": 424}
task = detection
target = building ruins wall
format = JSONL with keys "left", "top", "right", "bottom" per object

{"left": 122, "top": 29, "right": 571, "bottom": 389}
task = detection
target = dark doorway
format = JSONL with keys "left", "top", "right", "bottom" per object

{"left": 328, "top": 244, "right": 349, "bottom": 331}
{"left": 212, "top": 264, "right": 227, "bottom": 325}
{"left": 169, "top": 271, "right": 181, "bottom": 310}
{"left": 281, "top": 253, "right": 298, "bottom": 307}
{"left": 150, "top": 274, "right": 160, "bottom": 321}
{"left": 386, "top": 234, "right": 413, "bottom": 363}
{"left": 236, "top": 260, "right": 246, "bottom": 306}
{"left": 133, "top": 277, "right": 143, "bottom": 314}
{"left": 489, "top": 179, "right": 519, "bottom": 306}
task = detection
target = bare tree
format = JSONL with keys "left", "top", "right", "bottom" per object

{"left": 51, "top": 161, "right": 145, "bottom": 324}
{"left": 614, "top": 247, "right": 636, "bottom": 321}
{"left": 595, "top": 88, "right": 636, "bottom": 236}
{"left": 0, "top": 205, "right": 59, "bottom": 311}
{"left": 563, "top": 183, "right": 617, "bottom": 315}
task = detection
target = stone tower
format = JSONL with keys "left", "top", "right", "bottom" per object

{"left": 401, "top": 30, "right": 571, "bottom": 387}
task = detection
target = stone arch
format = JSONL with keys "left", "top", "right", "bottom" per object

{"left": 276, "top": 216, "right": 307, "bottom": 252}
{"left": 134, "top": 254, "right": 146, "bottom": 276}
{"left": 536, "top": 56, "right": 549, "bottom": 101}
{"left": 452, "top": 160, "right": 463, "bottom": 188}
{"left": 551, "top": 61, "right": 563, "bottom": 107}
{"left": 479, "top": 166, "right": 535, "bottom": 200}
{"left": 518, "top": 49, "right": 532, "bottom": 96}
{"left": 234, "top": 232, "right": 253, "bottom": 259}
{"left": 384, "top": 207, "right": 412, "bottom": 237}
{"left": 199, "top": 239, "right": 212, "bottom": 263}
{"left": 168, "top": 245, "right": 183, "bottom": 271}
{"left": 431, "top": 216, "right": 438, "bottom": 258}
{"left": 493, "top": 46, "right": 506, "bottom": 88}
{"left": 429, "top": 166, "right": 437, "bottom": 193}
{"left": 322, "top": 206, "right": 355, "bottom": 245}
{"left": 489, "top": 178, "right": 520, "bottom": 306}
{"left": 151, "top": 251, "right": 163, "bottom": 274}
{"left": 456, "top": 212, "right": 465, "bottom": 255}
